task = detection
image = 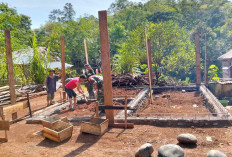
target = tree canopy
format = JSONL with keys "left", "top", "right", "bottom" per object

{"left": 1, "top": 0, "right": 232, "bottom": 84}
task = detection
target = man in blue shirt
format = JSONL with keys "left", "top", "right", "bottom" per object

{"left": 46, "top": 69, "right": 58, "bottom": 106}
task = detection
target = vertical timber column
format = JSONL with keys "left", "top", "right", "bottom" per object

{"left": 60, "top": 36, "right": 66, "bottom": 100}
{"left": 98, "top": 10, "right": 114, "bottom": 124}
{"left": 195, "top": 32, "right": 201, "bottom": 85}
{"left": 204, "top": 34, "right": 208, "bottom": 85}
{"left": 84, "top": 39, "right": 89, "bottom": 64}
{"left": 4, "top": 30, "right": 16, "bottom": 120}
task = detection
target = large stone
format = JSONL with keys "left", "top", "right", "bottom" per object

{"left": 158, "top": 144, "right": 184, "bottom": 157}
{"left": 135, "top": 143, "right": 154, "bottom": 157}
{"left": 177, "top": 133, "right": 197, "bottom": 144}
{"left": 207, "top": 150, "right": 227, "bottom": 157}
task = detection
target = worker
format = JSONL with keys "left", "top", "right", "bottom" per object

{"left": 46, "top": 69, "right": 59, "bottom": 106}
{"left": 84, "top": 64, "right": 95, "bottom": 78}
{"left": 65, "top": 74, "right": 87, "bottom": 111}
{"left": 83, "top": 64, "right": 95, "bottom": 99}
{"left": 87, "top": 75, "right": 105, "bottom": 114}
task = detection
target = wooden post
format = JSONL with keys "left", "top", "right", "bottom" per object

{"left": 84, "top": 39, "right": 89, "bottom": 64}
{"left": 4, "top": 29, "right": 17, "bottom": 120}
{"left": 145, "top": 28, "right": 153, "bottom": 104}
{"left": 124, "top": 96, "right": 127, "bottom": 129}
{"left": 60, "top": 36, "right": 66, "bottom": 100}
{"left": 98, "top": 10, "right": 114, "bottom": 124}
{"left": 96, "top": 101, "right": 99, "bottom": 118}
{"left": 195, "top": 32, "right": 201, "bottom": 85}
{"left": 204, "top": 34, "right": 208, "bottom": 85}
{"left": 27, "top": 93, "right": 32, "bottom": 117}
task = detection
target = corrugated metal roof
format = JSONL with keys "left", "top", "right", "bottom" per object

{"left": 47, "top": 61, "right": 73, "bottom": 69}
{"left": 218, "top": 49, "right": 232, "bottom": 60}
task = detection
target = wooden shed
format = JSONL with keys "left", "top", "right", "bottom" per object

{"left": 218, "top": 49, "right": 232, "bottom": 79}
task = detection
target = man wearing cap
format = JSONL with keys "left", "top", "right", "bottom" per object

{"left": 83, "top": 64, "right": 95, "bottom": 99}
{"left": 46, "top": 69, "right": 58, "bottom": 106}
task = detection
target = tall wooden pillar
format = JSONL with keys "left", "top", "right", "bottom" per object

{"left": 4, "top": 30, "right": 16, "bottom": 120}
{"left": 195, "top": 32, "right": 201, "bottom": 85}
{"left": 204, "top": 34, "right": 208, "bottom": 85}
{"left": 60, "top": 36, "right": 66, "bottom": 100}
{"left": 84, "top": 39, "right": 89, "bottom": 64}
{"left": 98, "top": 10, "right": 114, "bottom": 124}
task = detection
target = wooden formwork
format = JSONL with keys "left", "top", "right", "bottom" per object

{"left": 0, "top": 107, "right": 9, "bottom": 142}
{"left": 41, "top": 114, "right": 68, "bottom": 128}
{"left": 80, "top": 118, "right": 109, "bottom": 136}
{"left": 43, "top": 120, "right": 73, "bottom": 143}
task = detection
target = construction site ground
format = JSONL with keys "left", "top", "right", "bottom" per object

{"left": 1, "top": 121, "right": 232, "bottom": 157}
{"left": 136, "top": 91, "right": 211, "bottom": 118}
{"left": 1, "top": 87, "right": 232, "bottom": 156}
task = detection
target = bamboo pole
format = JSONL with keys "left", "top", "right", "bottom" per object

{"left": 98, "top": 10, "right": 114, "bottom": 124}
{"left": 84, "top": 39, "right": 89, "bottom": 64}
{"left": 4, "top": 29, "right": 17, "bottom": 120}
{"left": 145, "top": 27, "right": 153, "bottom": 104}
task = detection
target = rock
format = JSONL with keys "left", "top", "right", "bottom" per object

{"left": 207, "top": 150, "right": 227, "bottom": 157}
{"left": 177, "top": 133, "right": 197, "bottom": 144}
{"left": 182, "top": 90, "right": 186, "bottom": 93}
{"left": 158, "top": 144, "right": 184, "bottom": 157}
{"left": 155, "top": 95, "right": 159, "bottom": 99}
{"left": 135, "top": 143, "right": 154, "bottom": 157}
{"left": 193, "top": 104, "right": 198, "bottom": 108}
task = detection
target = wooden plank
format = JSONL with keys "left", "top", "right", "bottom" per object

{"left": 60, "top": 36, "right": 66, "bottom": 100}
{"left": 3, "top": 101, "right": 28, "bottom": 115}
{"left": 195, "top": 32, "right": 201, "bottom": 85}
{"left": 84, "top": 39, "right": 89, "bottom": 64}
{"left": 109, "top": 123, "right": 134, "bottom": 128}
{"left": 98, "top": 10, "right": 114, "bottom": 124}
{"left": 5, "top": 29, "right": 17, "bottom": 120}
{"left": 0, "top": 120, "right": 9, "bottom": 130}
{"left": 98, "top": 106, "right": 134, "bottom": 110}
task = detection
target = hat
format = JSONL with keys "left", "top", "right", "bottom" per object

{"left": 84, "top": 64, "right": 90, "bottom": 67}
{"left": 49, "top": 69, "right": 55, "bottom": 72}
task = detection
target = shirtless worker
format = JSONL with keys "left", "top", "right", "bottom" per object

{"left": 65, "top": 74, "right": 87, "bottom": 111}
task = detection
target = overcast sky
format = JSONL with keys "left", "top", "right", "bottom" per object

{"left": 1, "top": 0, "right": 146, "bottom": 29}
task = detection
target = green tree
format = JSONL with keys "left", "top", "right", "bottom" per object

{"left": 30, "top": 33, "right": 46, "bottom": 84}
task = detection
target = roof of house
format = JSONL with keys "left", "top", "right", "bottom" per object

{"left": 218, "top": 49, "right": 232, "bottom": 60}
{"left": 12, "top": 47, "right": 73, "bottom": 69}
{"left": 12, "top": 47, "right": 59, "bottom": 65}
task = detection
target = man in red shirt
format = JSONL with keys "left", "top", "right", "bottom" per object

{"left": 65, "top": 74, "right": 87, "bottom": 111}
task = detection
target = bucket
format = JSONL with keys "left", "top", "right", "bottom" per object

{"left": 219, "top": 100, "right": 229, "bottom": 107}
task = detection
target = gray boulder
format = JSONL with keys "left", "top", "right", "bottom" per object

{"left": 207, "top": 150, "right": 227, "bottom": 157}
{"left": 177, "top": 133, "right": 197, "bottom": 144}
{"left": 135, "top": 143, "right": 154, "bottom": 157}
{"left": 158, "top": 144, "right": 184, "bottom": 157}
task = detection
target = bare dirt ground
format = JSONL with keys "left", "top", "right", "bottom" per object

{"left": 136, "top": 91, "right": 211, "bottom": 117}
{"left": 0, "top": 121, "right": 232, "bottom": 157}
{"left": 2, "top": 88, "right": 232, "bottom": 157}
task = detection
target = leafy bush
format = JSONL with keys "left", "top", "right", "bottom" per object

{"left": 208, "top": 64, "right": 220, "bottom": 82}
